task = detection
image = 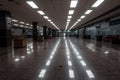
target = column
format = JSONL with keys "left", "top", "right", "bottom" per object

{"left": 32, "top": 22, "right": 38, "bottom": 41}
{"left": 48, "top": 28, "right": 51, "bottom": 36}
{"left": 43, "top": 26, "right": 48, "bottom": 39}
{"left": 83, "top": 27, "right": 86, "bottom": 39}
{"left": 0, "top": 10, "right": 12, "bottom": 47}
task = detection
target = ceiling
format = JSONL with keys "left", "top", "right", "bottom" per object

{"left": 0, "top": 0, "right": 120, "bottom": 30}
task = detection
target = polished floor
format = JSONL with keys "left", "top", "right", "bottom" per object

{"left": 0, "top": 37, "right": 120, "bottom": 80}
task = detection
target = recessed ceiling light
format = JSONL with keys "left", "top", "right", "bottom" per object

{"left": 67, "top": 19, "right": 70, "bottom": 22}
{"left": 37, "top": 10, "right": 45, "bottom": 15}
{"left": 70, "top": 0, "right": 78, "bottom": 8}
{"left": 68, "top": 16, "right": 72, "bottom": 19}
{"left": 26, "top": 1, "right": 39, "bottom": 9}
{"left": 92, "top": 0, "right": 104, "bottom": 7}
{"left": 80, "top": 15, "right": 86, "bottom": 19}
{"left": 69, "top": 10, "right": 74, "bottom": 15}
{"left": 19, "top": 22, "right": 25, "bottom": 24}
{"left": 12, "top": 19, "right": 18, "bottom": 22}
{"left": 77, "top": 19, "right": 81, "bottom": 21}
{"left": 26, "top": 23, "right": 30, "bottom": 26}
{"left": 43, "top": 16, "right": 49, "bottom": 19}
{"left": 13, "top": 24, "right": 19, "bottom": 26}
{"left": 48, "top": 19, "right": 51, "bottom": 22}
{"left": 85, "top": 10, "right": 93, "bottom": 14}
{"left": 20, "top": 25, "right": 24, "bottom": 27}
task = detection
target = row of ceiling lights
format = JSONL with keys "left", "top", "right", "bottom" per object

{"left": 12, "top": 19, "right": 32, "bottom": 29}
{"left": 65, "top": 0, "right": 78, "bottom": 31}
{"left": 68, "top": 0, "right": 105, "bottom": 31}
{"left": 26, "top": 1, "right": 60, "bottom": 31}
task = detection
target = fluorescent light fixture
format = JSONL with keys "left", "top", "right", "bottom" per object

{"left": 80, "top": 15, "right": 86, "bottom": 19}
{"left": 39, "top": 69, "right": 46, "bottom": 78}
{"left": 48, "top": 19, "right": 51, "bottom": 22}
{"left": 69, "top": 10, "right": 74, "bottom": 15}
{"left": 26, "top": 1, "right": 39, "bottom": 9}
{"left": 78, "top": 19, "right": 81, "bottom": 22}
{"left": 21, "top": 56, "right": 25, "bottom": 59}
{"left": 50, "top": 22, "right": 54, "bottom": 24}
{"left": 80, "top": 61, "right": 87, "bottom": 66}
{"left": 68, "top": 60, "right": 72, "bottom": 66}
{"left": 27, "top": 51, "right": 31, "bottom": 54}
{"left": 12, "top": 19, "right": 18, "bottom": 22}
{"left": 86, "top": 70, "right": 95, "bottom": 78}
{"left": 37, "top": 10, "right": 45, "bottom": 15}
{"left": 15, "top": 58, "right": 20, "bottom": 62}
{"left": 69, "top": 69, "right": 75, "bottom": 78}
{"left": 26, "top": 23, "right": 30, "bottom": 26}
{"left": 68, "top": 16, "right": 72, "bottom": 19}
{"left": 85, "top": 10, "right": 93, "bottom": 14}
{"left": 92, "top": 0, "right": 104, "bottom": 7}
{"left": 46, "top": 60, "right": 51, "bottom": 66}
{"left": 43, "top": 16, "right": 49, "bottom": 19}
{"left": 19, "top": 22, "right": 25, "bottom": 24}
{"left": 70, "top": 0, "right": 78, "bottom": 8}
{"left": 20, "top": 25, "right": 24, "bottom": 27}
{"left": 104, "top": 51, "right": 109, "bottom": 54}
{"left": 13, "top": 24, "right": 19, "bottom": 26}
{"left": 67, "top": 19, "right": 70, "bottom": 22}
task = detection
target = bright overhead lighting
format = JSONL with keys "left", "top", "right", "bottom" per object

{"left": 26, "top": 23, "right": 30, "bottom": 26}
{"left": 92, "top": 0, "right": 104, "bottom": 7}
{"left": 37, "top": 11, "right": 45, "bottom": 15}
{"left": 20, "top": 25, "right": 24, "bottom": 27}
{"left": 14, "top": 58, "right": 20, "bottom": 62}
{"left": 26, "top": 1, "right": 39, "bottom": 9}
{"left": 80, "top": 15, "right": 86, "bottom": 19}
{"left": 69, "top": 10, "right": 74, "bottom": 15}
{"left": 19, "top": 21, "right": 25, "bottom": 24}
{"left": 43, "top": 16, "right": 49, "bottom": 19}
{"left": 67, "top": 19, "right": 70, "bottom": 21}
{"left": 70, "top": 0, "right": 78, "bottom": 8}
{"left": 48, "top": 19, "right": 51, "bottom": 22}
{"left": 12, "top": 19, "right": 18, "bottom": 22}
{"left": 50, "top": 22, "right": 54, "bottom": 24}
{"left": 85, "top": 10, "right": 93, "bottom": 14}
{"left": 68, "top": 16, "right": 72, "bottom": 19}
{"left": 77, "top": 19, "right": 81, "bottom": 21}
{"left": 13, "top": 24, "right": 19, "bottom": 26}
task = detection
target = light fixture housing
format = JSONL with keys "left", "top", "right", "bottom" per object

{"left": 70, "top": 0, "right": 78, "bottom": 8}
{"left": 92, "top": 0, "right": 104, "bottom": 7}
{"left": 80, "top": 15, "right": 86, "bottom": 19}
{"left": 43, "top": 16, "right": 49, "bottom": 19}
{"left": 85, "top": 10, "right": 93, "bottom": 14}
{"left": 19, "top": 22, "right": 25, "bottom": 24}
{"left": 69, "top": 10, "right": 74, "bottom": 15}
{"left": 12, "top": 19, "right": 18, "bottom": 22}
{"left": 26, "top": 1, "right": 39, "bottom": 9}
{"left": 37, "top": 11, "right": 45, "bottom": 15}
{"left": 68, "top": 16, "right": 72, "bottom": 19}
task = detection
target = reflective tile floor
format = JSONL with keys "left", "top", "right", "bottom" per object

{"left": 0, "top": 37, "right": 120, "bottom": 80}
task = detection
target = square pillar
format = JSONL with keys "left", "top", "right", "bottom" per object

{"left": 0, "top": 11, "right": 12, "bottom": 47}
{"left": 32, "top": 22, "right": 38, "bottom": 41}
